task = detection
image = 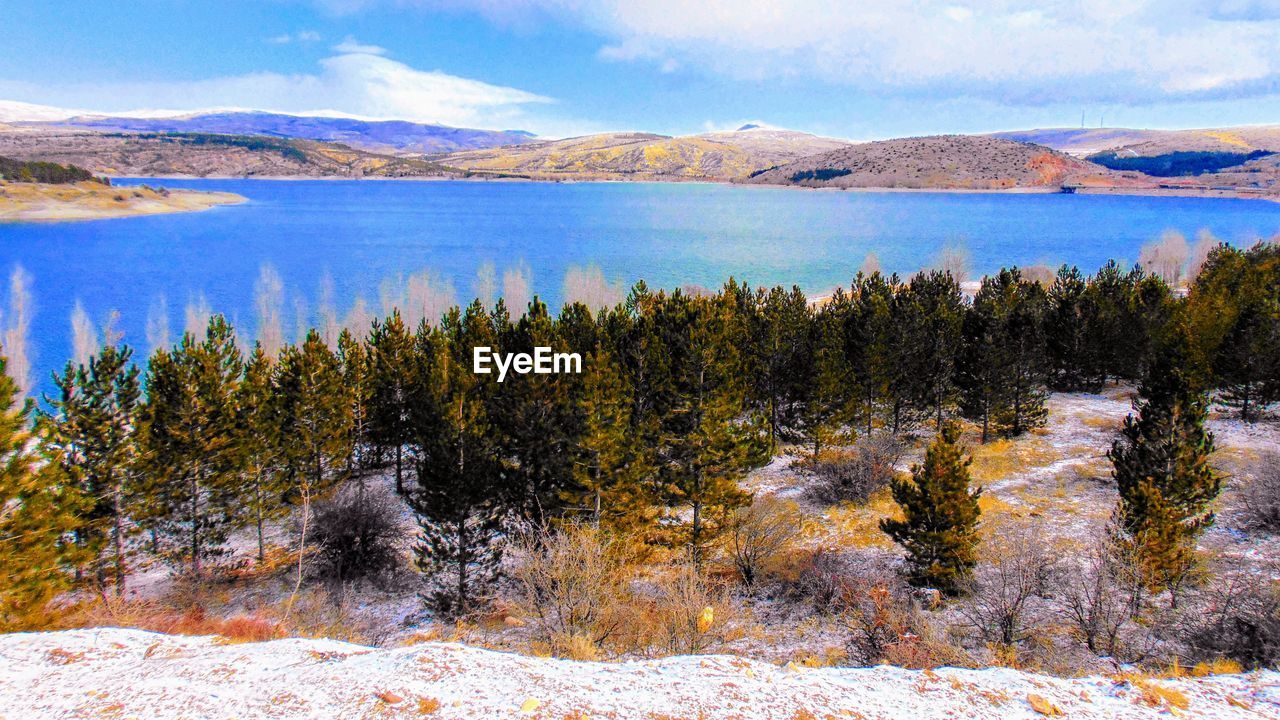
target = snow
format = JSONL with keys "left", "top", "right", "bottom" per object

{"left": 0, "top": 628, "right": 1275, "bottom": 719}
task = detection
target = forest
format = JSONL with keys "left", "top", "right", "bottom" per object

{"left": 1, "top": 241, "right": 1278, "bottom": 673}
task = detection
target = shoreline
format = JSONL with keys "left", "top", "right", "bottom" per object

{"left": 0, "top": 181, "right": 246, "bottom": 222}
{"left": 106, "top": 173, "right": 1279, "bottom": 202}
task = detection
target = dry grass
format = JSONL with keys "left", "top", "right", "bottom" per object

{"left": 809, "top": 487, "right": 901, "bottom": 549}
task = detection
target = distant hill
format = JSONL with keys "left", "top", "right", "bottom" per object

{"left": 440, "top": 127, "right": 851, "bottom": 180}
{"left": 748, "top": 135, "right": 1109, "bottom": 190}
{"left": 993, "top": 126, "right": 1280, "bottom": 157}
{"left": 40, "top": 111, "right": 536, "bottom": 154}
{"left": 0, "top": 127, "right": 453, "bottom": 178}
{"left": 994, "top": 126, "right": 1280, "bottom": 179}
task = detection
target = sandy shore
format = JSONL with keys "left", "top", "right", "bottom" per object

{"left": 0, "top": 181, "right": 245, "bottom": 222}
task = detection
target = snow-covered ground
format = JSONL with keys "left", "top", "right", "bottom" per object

{"left": 1, "top": 628, "right": 1275, "bottom": 719}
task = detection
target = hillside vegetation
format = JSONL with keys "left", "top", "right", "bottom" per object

{"left": 0, "top": 127, "right": 453, "bottom": 178}
{"left": 749, "top": 135, "right": 1110, "bottom": 189}
{"left": 441, "top": 127, "right": 851, "bottom": 180}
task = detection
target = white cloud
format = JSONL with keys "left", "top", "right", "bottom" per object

{"left": 268, "top": 30, "right": 322, "bottom": 44}
{"left": 0, "top": 50, "right": 554, "bottom": 130}
{"left": 439, "top": 0, "right": 1280, "bottom": 106}
{"left": 332, "top": 36, "right": 387, "bottom": 55}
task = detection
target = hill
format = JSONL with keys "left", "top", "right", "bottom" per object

{"left": 440, "top": 127, "right": 852, "bottom": 180}
{"left": 0, "top": 126, "right": 453, "bottom": 178}
{"left": 994, "top": 126, "right": 1280, "bottom": 157}
{"left": 748, "top": 135, "right": 1111, "bottom": 190}
{"left": 0, "top": 628, "right": 1270, "bottom": 719}
{"left": 48, "top": 110, "right": 536, "bottom": 155}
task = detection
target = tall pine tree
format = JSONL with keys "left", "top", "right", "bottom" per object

{"left": 880, "top": 423, "right": 981, "bottom": 594}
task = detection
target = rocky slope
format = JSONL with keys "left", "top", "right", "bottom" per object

{"left": 0, "top": 628, "right": 1273, "bottom": 719}
{"left": 748, "top": 135, "right": 1111, "bottom": 190}
{"left": 994, "top": 126, "right": 1280, "bottom": 158}
{"left": 0, "top": 126, "right": 452, "bottom": 178}
{"left": 440, "top": 127, "right": 851, "bottom": 180}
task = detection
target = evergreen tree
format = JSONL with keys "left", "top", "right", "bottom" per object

{"left": 1047, "top": 265, "right": 1103, "bottom": 391}
{"left": 656, "top": 292, "right": 756, "bottom": 569}
{"left": 139, "top": 316, "right": 244, "bottom": 578}
{"left": 235, "top": 343, "right": 286, "bottom": 563}
{"left": 1110, "top": 326, "right": 1220, "bottom": 603}
{"left": 1088, "top": 261, "right": 1141, "bottom": 383}
{"left": 902, "top": 271, "right": 964, "bottom": 431}
{"left": 880, "top": 423, "right": 981, "bottom": 594}
{"left": 843, "top": 272, "right": 896, "bottom": 434}
{"left": 797, "top": 288, "right": 855, "bottom": 457}
{"left": 0, "top": 358, "right": 81, "bottom": 628}
{"left": 561, "top": 343, "right": 656, "bottom": 535}
{"left": 275, "top": 329, "right": 353, "bottom": 509}
{"left": 491, "top": 298, "right": 578, "bottom": 524}
{"left": 43, "top": 343, "right": 141, "bottom": 594}
{"left": 337, "top": 329, "right": 374, "bottom": 475}
{"left": 409, "top": 302, "right": 508, "bottom": 617}
{"left": 958, "top": 269, "right": 1049, "bottom": 441}
{"left": 367, "top": 311, "right": 415, "bottom": 494}
{"left": 745, "top": 284, "right": 814, "bottom": 451}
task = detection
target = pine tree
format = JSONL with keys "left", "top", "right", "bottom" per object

{"left": 367, "top": 310, "right": 415, "bottom": 494}
{"left": 657, "top": 292, "right": 756, "bottom": 569}
{"left": 880, "top": 423, "right": 981, "bottom": 594}
{"left": 745, "top": 285, "right": 814, "bottom": 452}
{"left": 1110, "top": 326, "right": 1220, "bottom": 604}
{"left": 1047, "top": 265, "right": 1103, "bottom": 392}
{"left": 901, "top": 271, "right": 964, "bottom": 431}
{"left": 409, "top": 302, "right": 508, "bottom": 617}
{"left": 843, "top": 272, "right": 896, "bottom": 434}
{"left": 139, "top": 315, "right": 244, "bottom": 578}
{"left": 958, "top": 269, "right": 1049, "bottom": 441}
{"left": 561, "top": 343, "right": 656, "bottom": 535}
{"left": 235, "top": 343, "right": 286, "bottom": 563}
{"left": 337, "top": 329, "right": 374, "bottom": 475}
{"left": 0, "top": 357, "right": 81, "bottom": 628}
{"left": 43, "top": 343, "right": 141, "bottom": 594}
{"left": 796, "top": 288, "right": 855, "bottom": 457}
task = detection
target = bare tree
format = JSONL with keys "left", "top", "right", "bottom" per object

{"left": 472, "top": 261, "right": 497, "bottom": 308}
{"left": 1059, "top": 534, "right": 1148, "bottom": 661}
{"left": 3, "top": 266, "right": 32, "bottom": 399}
{"left": 1242, "top": 451, "right": 1280, "bottom": 532}
{"left": 70, "top": 300, "right": 97, "bottom": 367}
{"left": 563, "top": 264, "right": 624, "bottom": 311}
{"left": 959, "top": 522, "right": 1058, "bottom": 647}
{"left": 1138, "top": 230, "right": 1190, "bottom": 287}
{"left": 254, "top": 263, "right": 285, "bottom": 355}
{"left": 931, "top": 242, "right": 971, "bottom": 284}
{"left": 184, "top": 292, "right": 212, "bottom": 338}
{"left": 502, "top": 263, "right": 532, "bottom": 314}
{"left": 146, "top": 294, "right": 171, "bottom": 354}
{"left": 727, "top": 496, "right": 803, "bottom": 589}
{"left": 860, "top": 251, "right": 882, "bottom": 276}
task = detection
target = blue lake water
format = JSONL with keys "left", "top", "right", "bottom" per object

{"left": 2, "top": 178, "right": 1279, "bottom": 397}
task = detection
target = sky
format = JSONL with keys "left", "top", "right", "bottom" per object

{"left": 5, "top": 1, "right": 1280, "bottom": 139}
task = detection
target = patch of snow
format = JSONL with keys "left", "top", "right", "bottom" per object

{"left": 0, "top": 628, "right": 1274, "bottom": 719}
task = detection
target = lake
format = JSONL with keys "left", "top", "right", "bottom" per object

{"left": 2, "top": 178, "right": 1279, "bottom": 397}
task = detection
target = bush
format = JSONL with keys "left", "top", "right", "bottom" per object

{"left": 806, "top": 436, "right": 902, "bottom": 504}
{"left": 309, "top": 483, "right": 405, "bottom": 587}
{"left": 638, "top": 564, "right": 735, "bottom": 656}
{"left": 1242, "top": 452, "right": 1280, "bottom": 532}
{"left": 958, "top": 523, "right": 1058, "bottom": 648}
{"left": 1059, "top": 535, "right": 1150, "bottom": 662}
{"left": 508, "top": 523, "right": 632, "bottom": 659}
{"left": 1185, "top": 569, "right": 1280, "bottom": 669}
{"left": 829, "top": 563, "right": 965, "bottom": 668}
{"left": 727, "top": 496, "right": 803, "bottom": 589}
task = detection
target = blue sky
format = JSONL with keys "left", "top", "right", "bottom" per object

{"left": 5, "top": 1, "right": 1280, "bottom": 139}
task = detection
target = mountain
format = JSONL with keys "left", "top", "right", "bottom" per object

{"left": 0, "top": 126, "right": 452, "bottom": 178}
{"left": 1, "top": 628, "right": 1268, "bottom": 719}
{"left": 44, "top": 111, "right": 536, "bottom": 154}
{"left": 748, "top": 135, "right": 1111, "bottom": 189}
{"left": 439, "top": 127, "right": 852, "bottom": 180}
